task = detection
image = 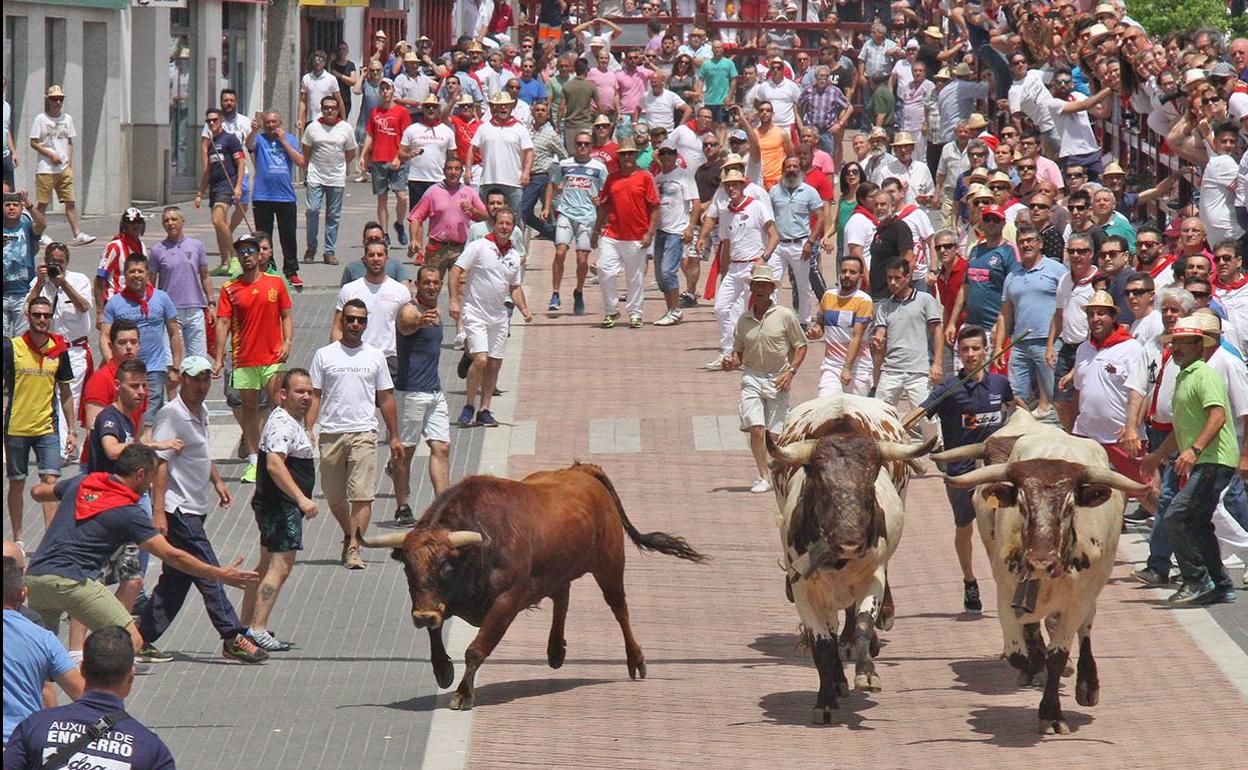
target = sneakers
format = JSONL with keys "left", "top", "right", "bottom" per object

{"left": 1123, "top": 505, "right": 1151, "bottom": 524}
{"left": 548, "top": 292, "right": 561, "bottom": 311}
{"left": 223, "top": 633, "right": 269, "bottom": 664}
{"left": 287, "top": 274, "right": 305, "bottom": 290}
{"left": 343, "top": 544, "right": 366, "bottom": 570}
{"left": 39, "top": 233, "right": 53, "bottom": 247}
{"left": 750, "top": 477, "right": 773, "bottom": 494}
{"left": 476, "top": 409, "right": 499, "bottom": 428}
{"left": 1168, "top": 579, "right": 1217, "bottom": 605}
{"left": 1132, "top": 567, "right": 1171, "bottom": 587}
{"left": 395, "top": 503, "right": 415, "bottom": 525}
{"left": 573, "top": 290, "right": 586, "bottom": 316}
{"left": 628, "top": 315, "right": 643, "bottom": 329}
{"left": 71, "top": 232, "right": 96, "bottom": 246}
{"left": 241, "top": 463, "right": 257, "bottom": 484}
{"left": 457, "top": 405, "right": 476, "bottom": 427}
{"left": 209, "top": 264, "right": 232, "bottom": 277}
{"left": 705, "top": 355, "right": 727, "bottom": 370}
{"left": 679, "top": 292, "right": 698, "bottom": 308}
{"left": 1031, "top": 405, "right": 1054, "bottom": 420}
{"left": 646, "top": 281, "right": 660, "bottom": 291}
{"left": 963, "top": 581, "right": 983, "bottom": 614}
{"left": 601, "top": 313, "right": 619, "bottom": 329}
{"left": 136, "top": 644, "right": 174, "bottom": 663}
{"left": 654, "top": 309, "right": 682, "bottom": 326}
{"left": 245, "top": 628, "right": 293, "bottom": 653}
{"left": 394, "top": 221, "right": 409, "bottom": 246}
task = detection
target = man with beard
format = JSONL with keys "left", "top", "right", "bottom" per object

{"left": 866, "top": 188, "right": 914, "bottom": 301}
{"left": 768, "top": 156, "right": 823, "bottom": 325}
{"left": 1212, "top": 241, "right": 1248, "bottom": 355}
{"left": 809, "top": 254, "right": 874, "bottom": 397}
{"left": 1135, "top": 226, "right": 1174, "bottom": 289}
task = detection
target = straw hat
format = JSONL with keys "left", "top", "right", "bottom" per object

{"left": 1103, "top": 161, "right": 1126, "bottom": 177}
{"left": 1162, "top": 315, "right": 1218, "bottom": 348}
{"left": 966, "top": 183, "right": 993, "bottom": 201}
{"left": 488, "top": 90, "right": 515, "bottom": 105}
{"left": 616, "top": 137, "right": 640, "bottom": 154}
{"left": 891, "top": 131, "right": 916, "bottom": 146}
{"left": 1184, "top": 68, "right": 1208, "bottom": 87}
{"left": 1084, "top": 290, "right": 1119, "bottom": 313}
{"left": 593, "top": 114, "right": 613, "bottom": 126}
{"left": 1087, "top": 23, "right": 1112, "bottom": 43}
{"left": 923, "top": 26, "right": 945, "bottom": 39}
{"left": 721, "top": 168, "right": 748, "bottom": 184}
{"left": 989, "top": 171, "right": 1013, "bottom": 186}
{"left": 966, "top": 112, "right": 988, "bottom": 130}
{"left": 953, "top": 62, "right": 974, "bottom": 78}
{"left": 721, "top": 153, "right": 747, "bottom": 168}
{"left": 749, "top": 264, "right": 778, "bottom": 284}
{"left": 935, "top": 68, "right": 952, "bottom": 80}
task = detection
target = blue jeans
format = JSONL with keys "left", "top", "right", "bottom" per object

{"left": 520, "top": 174, "right": 554, "bottom": 240}
{"left": 1219, "top": 474, "right": 1248, "bottom": 530}
{"left": 654, "top": 230, "right": 685, "bottom": 292}
{"left": 816, "top": 130, "right": 836, "bottom": 159}
{"left": 492, "top": 185, "right": 523, "bottom": 220}
{"left": 177, "top": 307, "right": 207, "bottom": 359}
{"left": 5, "top": 432, "right": 62, "bottom": 480}
{"left": 1007, "top": 339, "right": 1054, "bottom": 405}
{"left": 145, "top": 370, "right": 168, "bottom": 415}
{"left": 306, "top": 183, "right": 345, "bottom": 257}
{"left": 1167, "top": 463, "right": 1235, "bottom": 589}
{"left": 137, "top": 508, "right": 246, "bottom": 643}
{"left": 1146, "top": 455, "right": 1179, "bottom": 576}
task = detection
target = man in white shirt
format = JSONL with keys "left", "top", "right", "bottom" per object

{"left": 641, "top": 70, "right": 688, "bottom": 132}
{"left": 702, "top": 169, "right": 778, "bottom": 368}
{"left": 653, "top": 145, "right": 700, "bottom": 326}
{"left": 1199, "top": 121, "right": 1246, "bottom": 246}
{"left": 1047, "top": 232, "right": 1099, "bottom": 431}
{"left": 332, "top": 240, "right": 411, "bottom": 361}
{"left": 25, "top": 242, "right": 92, "bottom": 458}
{"left": 470, "top": 92, "right": 533, "bottom": 218}
{"left": 842, "top": 184, "right": 879, "bottom": 280}
{"left": 1212, "top": 240, "right": 1248, "bottom": 355}
{"left": 449, "top": 209, "right": 533, "bottom": 428}
{"left": 1007, "top": 55, "right": 1057, "bottom": 150}
{"left": 668, "top": 107, "right": 716, "bottom": 170}
{"left": 399, "top": 94, "right": 457, "bottom": 208}
{"left": 309, "top": 299, "right": 402, "bottom": 570}
{"left": 298, "top": 50, "right": 346, "bottom": 131}
{"left": 301, "top": 95, "right": 358, "bottom": 264}
{"left": 28, "top": 85, "right": 92, "bottom": 245}
{"left": 392, "top": 52, "right": 434, "bottom": 121}
{"left": 1044, "top": 68, "right": 1112, "bottom": 178}
{"left": 755, "top": 57, "right": 803, "bottom": 129}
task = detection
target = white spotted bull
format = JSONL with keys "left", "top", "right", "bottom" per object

{"left": 767, "top": 394, "right": 933, "bottom": 724}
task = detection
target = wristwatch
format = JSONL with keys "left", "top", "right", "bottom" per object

{"left": 1191, "top": 445, "right": 1204, "bottom": 457}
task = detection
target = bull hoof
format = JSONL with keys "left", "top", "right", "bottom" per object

{"left": 812, "top": 706, "right": 834, "bottom": 724}
{"left": 628, "top": 660, "right": 647, "bottom": 680}
{"left": 1062, "top": 662, "right": 1075, "bottom": 678}
{"left": 449, "top": 691, "right": 474, "bottom": 711}
{"left": 1076, "top": 681, "right": 1099, "bottom": 707}
{"left": 548, "top": 640, "right": 567, "bottom": 669}
{"left": 1038, "top": 719, "right": 1070, "bottom": 735}
{"left": 1016, "top": 669, "right": 1047, "bottom": 689}
{"left": 432, "top": 659, "right": 455, "bottom": 689}
{"left": 875, "top": 609, "right": 895, "bottom": 632}
{"left": 853, "top": 673, "right": 882, "bottom": 692}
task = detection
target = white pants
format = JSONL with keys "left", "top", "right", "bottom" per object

{"left": 714, "top": 260, "right": 755, "bottom": 357}
{"left": 817, "top": 360, "right": 873, "bottom": 397}
{"left": 56, "top": 346, "right": 89, "bottom": 458}
{"left": 875, "top": 369, "right": 931, "bottom": 410}
{"left": 599, "top": 237, "right": 647, "bottom": 319}
{"left": 776, "top": 240, "right": 815, "bottom": 323}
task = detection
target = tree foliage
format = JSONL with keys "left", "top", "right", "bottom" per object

{"left": 1124, "top": 0, "right": 1234, "bottom": 36}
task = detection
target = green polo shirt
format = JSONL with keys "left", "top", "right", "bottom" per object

{"left": 1173, "top": 359, "right": 1240, "bottom": 469}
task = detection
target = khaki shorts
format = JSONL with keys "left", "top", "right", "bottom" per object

{"left": 24, "top": 572, "right": 135, "bottom": 633}
{"left": 318, "top": 430, "right": 378, "bottom": 503}
{"left": 426, "top": 240, "right": 465, "bottom": 275}
{"left": 35, "top": 171, "right": 75, "bottom": 205}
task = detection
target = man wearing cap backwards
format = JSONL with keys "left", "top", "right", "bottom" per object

{"left": 213, "top": 235, "right": 293, "bottom": 485}
{"left": 1060, "top": 290, "right": 1151, "bottom": 492}
{"left": 591, "top": 139, "right": 659, "bottom": 329}
{"left": 134, "top": 356, "right": 268, "bottom": 664}
{"left": 1140, "top": 316, "right": 1240, "bottom": 605}
{"left": 723, "top": 265, "right": 806, "bottom": 495}
{"left": 29, "top": 85, "right": 94, "bottom": 246}
{"left": 359, "top": 78, "right": 413, "bottom": 250}
{"left": 471, "top": 91, "right": 533, "bottom": 218}
{"left": 702, "top": 169, "right": 779, "bottom": 366}
{"left": 398, "top": 94, "right": 456, "bottom": 213}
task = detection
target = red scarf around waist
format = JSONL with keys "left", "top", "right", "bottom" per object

{"left": 1089, "top": 324, "right": 1133, "bottom": 350}
{"left": 121, "top": 284, "right": 154, "bottom": 317}
{"left": 75, "top": 472, "right": 141, "bottom": 521}
{"left": 21, "top": 331, "right": 69, "bottom": 363}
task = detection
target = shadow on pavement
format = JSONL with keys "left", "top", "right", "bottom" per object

{"left": 757, "top": 689, "right": 879, "bottom": 730}
{"left": 379, "top": 676, "right": 615, "bottom": 712}
{"left": 964, "top": 705, "right": 1107, "bottom": 747}
{"left": 948, "top": 658, "right": 1020, "bottom": 696}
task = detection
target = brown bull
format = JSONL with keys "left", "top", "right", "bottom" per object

{"left": 360, "top": 462, "right": 706, "bottom": 710}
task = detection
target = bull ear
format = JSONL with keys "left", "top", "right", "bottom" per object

{"left": 1075, "top": 483, "right": 1113, "bottom": 509}
{"left": 980, "top": 482, "right": 1017, "bottom": 509}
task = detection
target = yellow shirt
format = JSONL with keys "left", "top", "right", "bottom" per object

{"left": 3, "top": 334, "right": 73, "bottom": 437}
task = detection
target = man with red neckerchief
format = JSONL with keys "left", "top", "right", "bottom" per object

{"left": 470, "top": 91, "right": 533, "bottom": 218}
{"left": 1047, "top": 232, "right": 1100, "bottom": 431}
{"left": 1135, "top": 225, "right": 1176, "bottom": 290}
{"left": 591, "top": 138, "right": 660, "bottom": 329}
{"left": 1065, "top": 290, "right": 1150, "bottom": 486}
{"left": 1211, "top": 241, "right": 1248, "bottom": 355}
{"left": 3, "top": 296, "right": 75, "bottom": 540}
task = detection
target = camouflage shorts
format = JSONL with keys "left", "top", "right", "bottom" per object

{"left": 254, "top": 503, "right": 303, "bottom": 553}
{"left": 99, "top": 543, "right": 144, "bottom": 586}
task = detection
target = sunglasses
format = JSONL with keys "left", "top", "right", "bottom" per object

{"left": 342, "top": 316, "right": 369, "bottom": 326}
{"left": 575, "top": 140, "right": 591, "bottom": 146}
{"left": 1215, "top": 254, "right": 1238, "bottom": 262}
{"left": 1030, "top": 203, "right": 1050, "bottom": 210}
{"left": 29, "top": 311, "right": 52, "bottom": 319}
{"left": 237, "top": 246, "right": 259, "bottom": 255}
{"left": 1068, "top": 204, "right": 1088, "bottom": 211}
{"left": 935, "top": 243, "right": 958, "bottom": 250}
{"left": 1138, "top": 240, "right": 1161, "bottom": 248}
{"left": 1100, "top": 249, "right": 1123, "bottom": 256}
{"left": 703, "top": 141, "right": 719, "bottom": 147}
{"left": 1067, "top": 247, "right": 1093, "bottom": 255}
{"left": 1190, "top": 290, "right": 1211, "bottom": 298}
{"left": 206, "top": 117, "right": 221, "bottom": 124}
{"left": 1068, "top": 172, "right": 1086, "bottom": 179}
{"left": 1017, "top": 164, "right": 1036, "bottom": 170}
{"left": 1125, "top": 288, "right": 1154, "bottom": 296}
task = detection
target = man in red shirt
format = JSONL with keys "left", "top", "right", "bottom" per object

{"left": 449, "top": 93, "right": 482, "bottom": 171}
{"left": 589, "top": 115, "right": 619, "bottom": 175}
{"left": 357, "top": 79, "right": 413, "bottom": 249}
{"left": 591, "top": 138, "right": 659, "bottom": 328}
{"left": 80, "top": 318, "right": 145, "bottom": 465}
{"left": 933, "top": 228, "right": 967, "bottom": 372}
{"left": 213, "top": 235, "right": 294, "bottom": 484}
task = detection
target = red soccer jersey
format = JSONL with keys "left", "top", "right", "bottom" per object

{"left": 601, "top": 168, "right": 659, "bottom": 241}
{"left": 366, "top": 105, "right": 412, "bottom": 164}
{"left": 216, "top": 273, "right": 292, "bottom": 368}
{"left": 590, "top": 143, "right": 619, "bottom": 175}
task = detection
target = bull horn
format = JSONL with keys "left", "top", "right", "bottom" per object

{"left": 766, "top": 434, "right": 818, "bottom": 466}
{"left": 446, "top": 530, "right": 485, "bottom": 549}
{"left": 930, "top": 442, "right": 986, "bottom": 463}
{"left": 944, "top": 463, "right": 1010, "bottom": 489}
{"left": 358, "top": 530, "right": 409, "bottom": 549}
{"left": 876, "top": 434, "right": 939, "bottom": 462}
{"left": 1082, "top": 466, "right": 1151, "bottom": 495}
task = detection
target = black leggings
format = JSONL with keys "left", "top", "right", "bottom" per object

{"left": 252, "top": 200, "right": 299, "bottom": 277}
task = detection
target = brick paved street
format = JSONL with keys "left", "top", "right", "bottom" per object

{"left": 15, "top": 189, "right": 1247, "bottom": 769}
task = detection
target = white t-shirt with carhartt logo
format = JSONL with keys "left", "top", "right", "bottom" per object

{"left": 309, "top": 340, "right": 393, "bottom": 434}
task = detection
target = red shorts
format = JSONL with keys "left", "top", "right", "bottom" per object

{"left": 1100, "top": 442, "right": 1150, "bottom": 492}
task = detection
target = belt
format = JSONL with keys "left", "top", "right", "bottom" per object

{"left": 1150, "top": 421, "right": 1173, "bottom": 432}
{"left": 70, "top": 336, "right": 90, "bottom": 348}
{"left": 778, "top": 236, "right": 810, "bottom": 244}
{"left": 730, "top": 259, "right": 760, "bottom": 264}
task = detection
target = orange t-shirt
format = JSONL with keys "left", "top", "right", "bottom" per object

{"left": 757, "top": 125, "right": 786, "bottom": 190}
{"left": 216, "top": 273, "right": 291, "bottom": 367}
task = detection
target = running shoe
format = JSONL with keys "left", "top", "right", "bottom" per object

{"left": 628, "top": 315, "right": 643, "bottom": 328}
{"left": 395, "top": 504, "right": 415, "bottom": 525}
{"left": 963, "top": 581, "right": 983, "bottom": 614}
{"left": 136, "top": 644, "right": 174, "bottom": 663}
{"left": 476, "top": 409, "right": 499, "bottom": 428}
{"left": 573, "top": 290, "right": 586, "bottom": 316}
{"left": 71, "top": 232, "right": 96, "bottom": 246}
{"left": 223, "top": 633, "right": 269, "bottom": 664}
{"left": 548, "top": 292, "right": 561, "bottom": 311}
{"left": 601, "top": 314, "right": 618, "bottom": 329}
{"left": 287, "top": 274, "right": 305, "bottom": 290}
{"left": 457, "top": 405, "right": 476, "bottom": 427}
{"left": 679, "top": 292, "right": 698, "bottom": 308}
{"left": 750, "top": 477, "right": 773, "bottom": 494}
{"left": 344, "top": 545, "right": 366, "bottom": 570}
{"left": 705, "top": 356, "right": 727, "bottom": 370}
{"left": 245, "top": 628, "right": 293, "bottom": 653}
{"left": 241, "top": 463, "right": 257, "bottom": 484}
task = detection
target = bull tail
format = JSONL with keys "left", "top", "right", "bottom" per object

{"left": 575, "top": 462, "right": 708, "bottom": 563}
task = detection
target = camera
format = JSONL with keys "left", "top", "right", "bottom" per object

{"left": 45, "top": 261, "right": 61, "bottom": 279}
